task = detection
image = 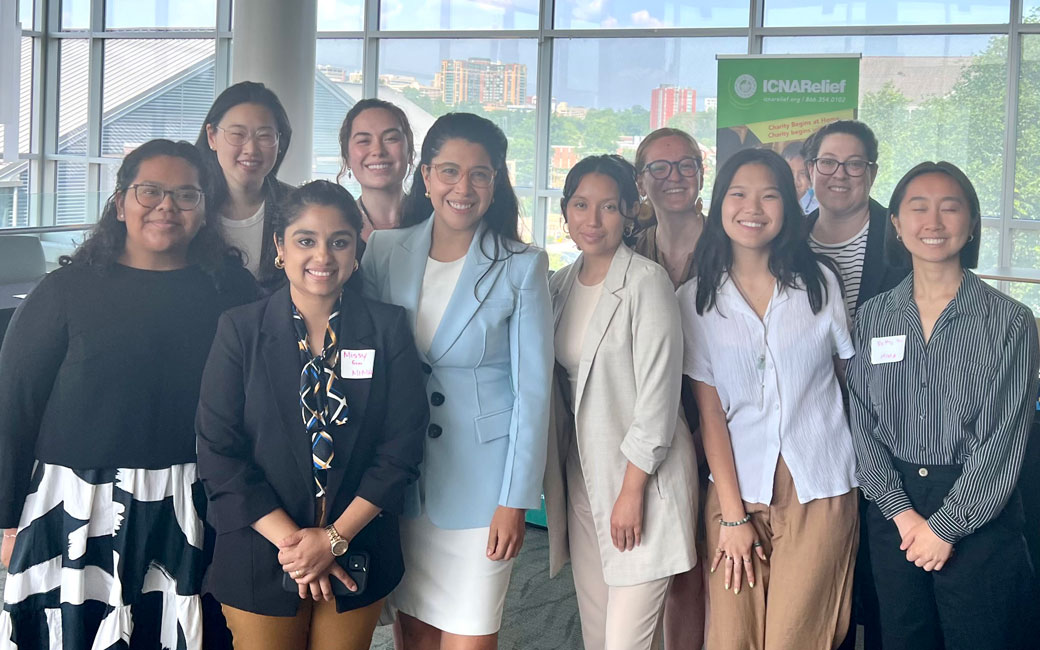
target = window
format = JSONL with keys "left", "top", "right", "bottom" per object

{"left": 377, "top": 38, "right": 538, "bottom": 188}
{"left": 317, "top": 0, "right": 364, "bottom": 32}
{"left": 104, "top": 0, "right": 217, "bottom": 30}
{"left": 0, "top": 37, "right": 34, "bottom": 228}
{"left": 764, "top": 0, "right": 1012, "bottom": 26}
{"left": 554, "top": 0, "right": 748, "bottom": 29}
{"left": 763, "top": 35, "right": 1008, "bottom": 221}
{"left": 381, "top": 0, "right": 539, "bottom": 31}
{"left": 314, "top": 38, "right": 363, "bottom": 193}
{"left": 13, "top": 0, "right": 1040, "bottom": 309}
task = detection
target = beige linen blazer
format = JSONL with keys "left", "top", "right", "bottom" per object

{"left": 544, "top": 244, "right": 699, "bottom": 587}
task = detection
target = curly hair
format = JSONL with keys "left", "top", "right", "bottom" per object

{"left": 60, "top": 139, "right": 242, "bottom": 287}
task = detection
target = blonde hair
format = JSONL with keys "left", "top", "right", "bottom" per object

{"left": 634, "top": 127, "right": 703, "bottom": 174}
{"left": 634, "top": 128, "right": 704, "bottom": 226}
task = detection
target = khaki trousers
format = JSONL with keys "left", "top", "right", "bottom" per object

{"left": 566, "top": 447, "right": 672, "bottom": 650}
{"left": 222, "top": 597, "right": 384, "bottom": 650}
{"left": 705, "top": 457, "right": 858, "bottom": 650}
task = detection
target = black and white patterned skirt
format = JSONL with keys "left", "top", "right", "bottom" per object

{"left": 0, "top": 462, "right": 206, "bottom": 650}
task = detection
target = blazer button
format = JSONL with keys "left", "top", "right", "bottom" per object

{"left": 421, "top": 363, "right": 432, "bottom": 374}
{"left": 431, "top": 392, "right": 445, "bottom": 406}
{"left": 918, "top": 467, "right": 929, "bottom": 478}
{"left": 428, "top": 424, "right": 443, "bottom": 438}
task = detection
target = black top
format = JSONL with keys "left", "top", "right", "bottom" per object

{"left": 807, "top": 197, "right": 909, "bottom": 309}
{"left": 849, "top": 271, "right": 1040, "bottom": 544}
{"left": 0, "top": 261, "right": 258, "bottom": 527}
{"left": 195, "top": 285, "right": 429, "bottom": 615}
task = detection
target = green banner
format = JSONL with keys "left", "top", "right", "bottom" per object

{"left": 716, "top": 56, "right": 860, "bottom": 169}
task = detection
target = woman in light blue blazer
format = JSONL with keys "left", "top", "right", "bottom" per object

{"left": 361, "top": 113, "right": 553, "bottom": 650}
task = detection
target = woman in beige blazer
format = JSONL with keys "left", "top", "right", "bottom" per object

{"left": 544, "top": 154, "right": 699, "bottom": 650}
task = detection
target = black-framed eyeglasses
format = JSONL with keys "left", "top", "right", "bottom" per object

{"left": 642, "top": 157, "right": 701, "bottom": 180}
{"left": 215, "top": 125, "right": 280, "bottom": 149}
{"left": 811, "top": 157, "right": 875, "bottom": 177}
{"left": 126, "top": 183, "right": 204, "bottom": 210}
{"left": 428, "top": 162, "right": 496, "bottom": 189}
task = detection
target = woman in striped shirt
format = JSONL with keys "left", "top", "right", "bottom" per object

{"left": 848, "top": 161, "right": 1039, "bottom": 650}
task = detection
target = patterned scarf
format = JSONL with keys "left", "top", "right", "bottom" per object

{"left": 292, "top": 299, "right": 350, "bottom": 497}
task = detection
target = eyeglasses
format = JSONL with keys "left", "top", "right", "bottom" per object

{"left": 642, "top": 157, "right": 701, "bottom": 180}
{"left": 811, "top": 157, "right": 875, "bottom": 177}
{"left": 428, "top": 163, "right": 496, "bottom": 189}
{"left": 126, "top": 183, "right": 204, "bottom": 210}
{"left": 215, "top": 125, "right": 280, "bottom": 149}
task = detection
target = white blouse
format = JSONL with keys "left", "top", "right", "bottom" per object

{"left": 677, "top": 264, "right": 858, "bottom": 505}
{"left": 414, "top": 255, "right": 466, "bottom": 355}
{"left": 220, "top": 202, "right": 265, "bottom": 276}
{"left": 554, "top": 278, "right": 604, "bottom": 409}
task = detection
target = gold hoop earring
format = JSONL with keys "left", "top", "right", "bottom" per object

{"left": 562, "top": 222, "right": 569, "bottom": 235}
{"left": 274, "top": 255, "right": 285, "bottom": 269}
{"left": 353, "top": 260, "right": 359, "bottom": 272}
{"left": 424, "top": 191, "right": 430, "bottom": 198}
{"left": 968, "top": 234, "right": 975, "bottom": 242}
{"left": 895, "top": 234, "right": 903, "bottom": 242}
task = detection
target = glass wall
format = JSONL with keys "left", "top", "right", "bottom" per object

{"left": 7, "top": 1, "right": 1040, "bottom": 307}
{"left": 5, "top": 0, "right": 230, "bottom": 233}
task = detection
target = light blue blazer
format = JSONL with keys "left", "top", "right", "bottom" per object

{"left": 361, "top": 218, "right": 554, "bottom": 530}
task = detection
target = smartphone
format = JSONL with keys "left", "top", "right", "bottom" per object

{"left": 281, "top": 551, "right": 369, "bottom": 596}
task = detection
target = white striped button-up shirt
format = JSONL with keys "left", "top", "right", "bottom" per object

{"left": 848, "top": 270, "right": 1040, "bottom": 544}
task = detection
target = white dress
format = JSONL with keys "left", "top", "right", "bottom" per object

{"left": 390, "top": 256, "right": 516, "bottom": 636}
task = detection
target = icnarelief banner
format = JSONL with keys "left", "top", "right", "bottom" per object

{"left": 716, "top": 55, "right": 860, "bottom": 171}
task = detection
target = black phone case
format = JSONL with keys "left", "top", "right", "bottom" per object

{"left": 281, "top": 551, "right": 369, "bottom": 596}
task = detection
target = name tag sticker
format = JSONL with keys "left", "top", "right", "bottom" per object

{"left": 340, "top": 349, "right": 375, "bottom": 379}
{"left": 870, "top": 335, "right": 906, "bottom": 364}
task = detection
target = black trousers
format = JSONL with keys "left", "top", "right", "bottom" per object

{"left": 867, "top": 459, "right": 1033, "bottom": 650}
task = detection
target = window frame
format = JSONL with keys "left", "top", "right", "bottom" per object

{"left": 9, "top": 1, "right": 1040, "bottom": 293}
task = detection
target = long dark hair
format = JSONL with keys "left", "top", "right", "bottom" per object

{"left": 693, "top": 148, "right": 834, "bottom": 315}
{"left": 886, "top": 161, "right": 981, "bottom": 269}
{"left": 400, "top": 113, "right": 525, "bottom": 286}
{"left": 337, "top": 98, "right": 415, "bottom": 184}
{"left": 561, "top": 154, "right": 640, "bottom": 245}
{"left": 194, "top": 81, "right": 293, "bottom": 217}
{"left": 60, "top": 139, "right": 240, "bottom": 286}
{"left": 273, "top": 180, "right": 365, "bottom": 293}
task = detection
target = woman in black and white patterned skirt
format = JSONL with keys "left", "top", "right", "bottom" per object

{"left": 0, "top": 139, "right": 257, "bottom": 649}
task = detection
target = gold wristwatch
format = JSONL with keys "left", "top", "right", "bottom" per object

{"left": 325, "top": 525, "right": 349, "bottom": 557}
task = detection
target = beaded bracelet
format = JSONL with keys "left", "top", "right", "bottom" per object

{"left": 719, "top": 514, "right": 752, "bottom": 527}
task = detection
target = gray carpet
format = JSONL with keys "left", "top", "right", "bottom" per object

{"left": 0, "top": 526, "right": 584, "bottom": 650}
{"left": 1, "top": 528, "right": 863, "bottom": 649}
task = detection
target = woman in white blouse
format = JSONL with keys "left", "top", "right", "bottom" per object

{"left": 544, "top": 154, "right": 698, "bottom": 650}
{"left": 677, "top": 148, "right": 858, "bottom": 650}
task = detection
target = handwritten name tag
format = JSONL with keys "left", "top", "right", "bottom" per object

{"left": 340, "top": 349, "right": 375, "bottom": 379}
{"left": 870, "top": 335, "right": 906, "bottom": 364}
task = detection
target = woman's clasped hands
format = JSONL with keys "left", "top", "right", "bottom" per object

{"left": 277, "top": 527, "right": 358, "bottom": 601}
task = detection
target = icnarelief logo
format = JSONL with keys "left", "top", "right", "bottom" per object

{"left": 734, "top": 74, "right": 757, "bottom": 99}
{"left": 763, "top": 79, "right": 847, "bottom": 94}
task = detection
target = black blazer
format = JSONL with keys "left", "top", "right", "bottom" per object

{"left": 195, "top": 284, "right": 429, "bottom": 616}
{"left": 808, "top": 197, "right": 910, "bottom": 308}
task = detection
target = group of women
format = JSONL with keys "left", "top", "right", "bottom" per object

{"left": 0, "top": 79, "right": 1035, "bottom": 650}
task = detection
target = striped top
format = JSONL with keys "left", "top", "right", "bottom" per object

{"left": 809, "top": 219, "right": 869, "bottom": 315}
{"left": 848, "top": 270, "right": 1040, "bottom": 544}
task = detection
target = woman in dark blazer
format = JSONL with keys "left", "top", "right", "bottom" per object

{"left": 196, "top": 180, "right": 429, "bottom": 650}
